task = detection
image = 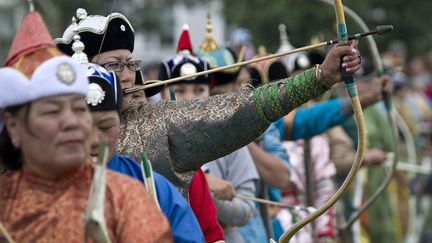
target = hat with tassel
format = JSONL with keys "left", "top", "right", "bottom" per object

{"left": 158, "top": 24, "right": 210, "bottom": 85}
{"left": 195, "top": 14, "right": 241, "bottom": 85}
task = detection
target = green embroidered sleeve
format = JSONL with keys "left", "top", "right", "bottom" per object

{"left": 119, "top": 67, "right": 330, "bottom": 194}
{"left": 252, "top": 67, "right": 328, "bottom": 123}
{"left": 164, "top": 67, "right": 328, "bottom": 178}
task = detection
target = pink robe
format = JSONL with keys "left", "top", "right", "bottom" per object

{"left": 278, "top": 136, "right": 337, "bottom": 242}
{"left": 0, "top": 162, "right": 172, "bottom": 243}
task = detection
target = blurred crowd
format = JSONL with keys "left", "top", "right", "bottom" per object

{"left": 1, "top": 6, "right": 432, "bottom": 243}
{"left": 138, "top": 23, "right": 432, "bottom": 243}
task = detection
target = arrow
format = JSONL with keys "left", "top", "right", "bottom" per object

{"left": 278, "top": 1, "right": 367, "bottom": 241}
{"left": 124, "top": 26, "right": 393, "bottom": 95}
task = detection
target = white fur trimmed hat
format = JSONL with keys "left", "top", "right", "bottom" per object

{"left": 0, "top": 56, "right": 89, "bottom": 133}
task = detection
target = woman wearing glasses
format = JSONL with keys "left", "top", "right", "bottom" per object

{"left": 56, "top": 9, "right": 362, "bottom": 196}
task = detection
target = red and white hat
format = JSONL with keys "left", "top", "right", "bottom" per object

{"left": 158, "top": 24, "right": 210, "bottom": 85}
{"left": 0, "top": 11, "right": 88, "bottom": 133}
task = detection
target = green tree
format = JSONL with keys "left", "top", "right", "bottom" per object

{"left": 221, "top": 0, "right": 432, "bottom": 59}
{"left": 2, "top": 0, "right": 430, "bottom": 61}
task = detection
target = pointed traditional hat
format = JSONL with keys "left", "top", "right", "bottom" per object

{"left": 277, "top": 23, "right": 311, "bottom": 74}
{"left": 176, "top": 24, "right": 194, "bottom": 55}
{"left": 0, "top": 11, "right": 88, "bottom": 133}
{"left": 5, "top": 11, "right": 63, "bottom": 78}
{"left": 195, "top": 15, "right": 240, "bottom": 85}
{"left": 159, "top": 24, "right": 210, "bottom": 85}
{"left": 248, "top": 45, "right": 288, "bottom": 87}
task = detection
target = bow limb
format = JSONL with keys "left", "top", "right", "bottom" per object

{"left": 302, "top": 140, "right": 318, "bottom": 240}
{"left": 0, "top": 222, "right": 14, "bottom": 243}
{"left": 278, "top": 1, "right": 366, "bottom": 242}
{"left": 316, "top": 1, "right": 400, "bottom": 235}
{"left": 343, "top": 112, "right": 419, "bottom": 233}
{"left": 83, "top": 141, "right": 112, "bottom": 243}
{"left": 394, "top": 110, "right": 417, "bottom": 167}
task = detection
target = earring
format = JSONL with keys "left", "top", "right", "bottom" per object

{"left": 12, "top": 139, "right": 19, "bottom": 148}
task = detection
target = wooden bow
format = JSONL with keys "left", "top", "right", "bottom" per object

{"left": 278, "top": 1, "right": 367, "bottom": 241}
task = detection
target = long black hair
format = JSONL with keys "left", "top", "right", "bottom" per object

{"left": 0, "top": 103, "right": 30, "bottom": 171}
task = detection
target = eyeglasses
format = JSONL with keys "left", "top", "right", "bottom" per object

{"left": 102, "top": 60, "right": 143, "bottom": 72}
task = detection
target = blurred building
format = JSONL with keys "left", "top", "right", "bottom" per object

{"left": 121, "top": 0, "right": 226, "bottom": 65}
{"left": 0, "top": 0, "right": 26, "bottom": 63}
{"left": 0, "top": 0, "right": 226, "bottom": 65}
